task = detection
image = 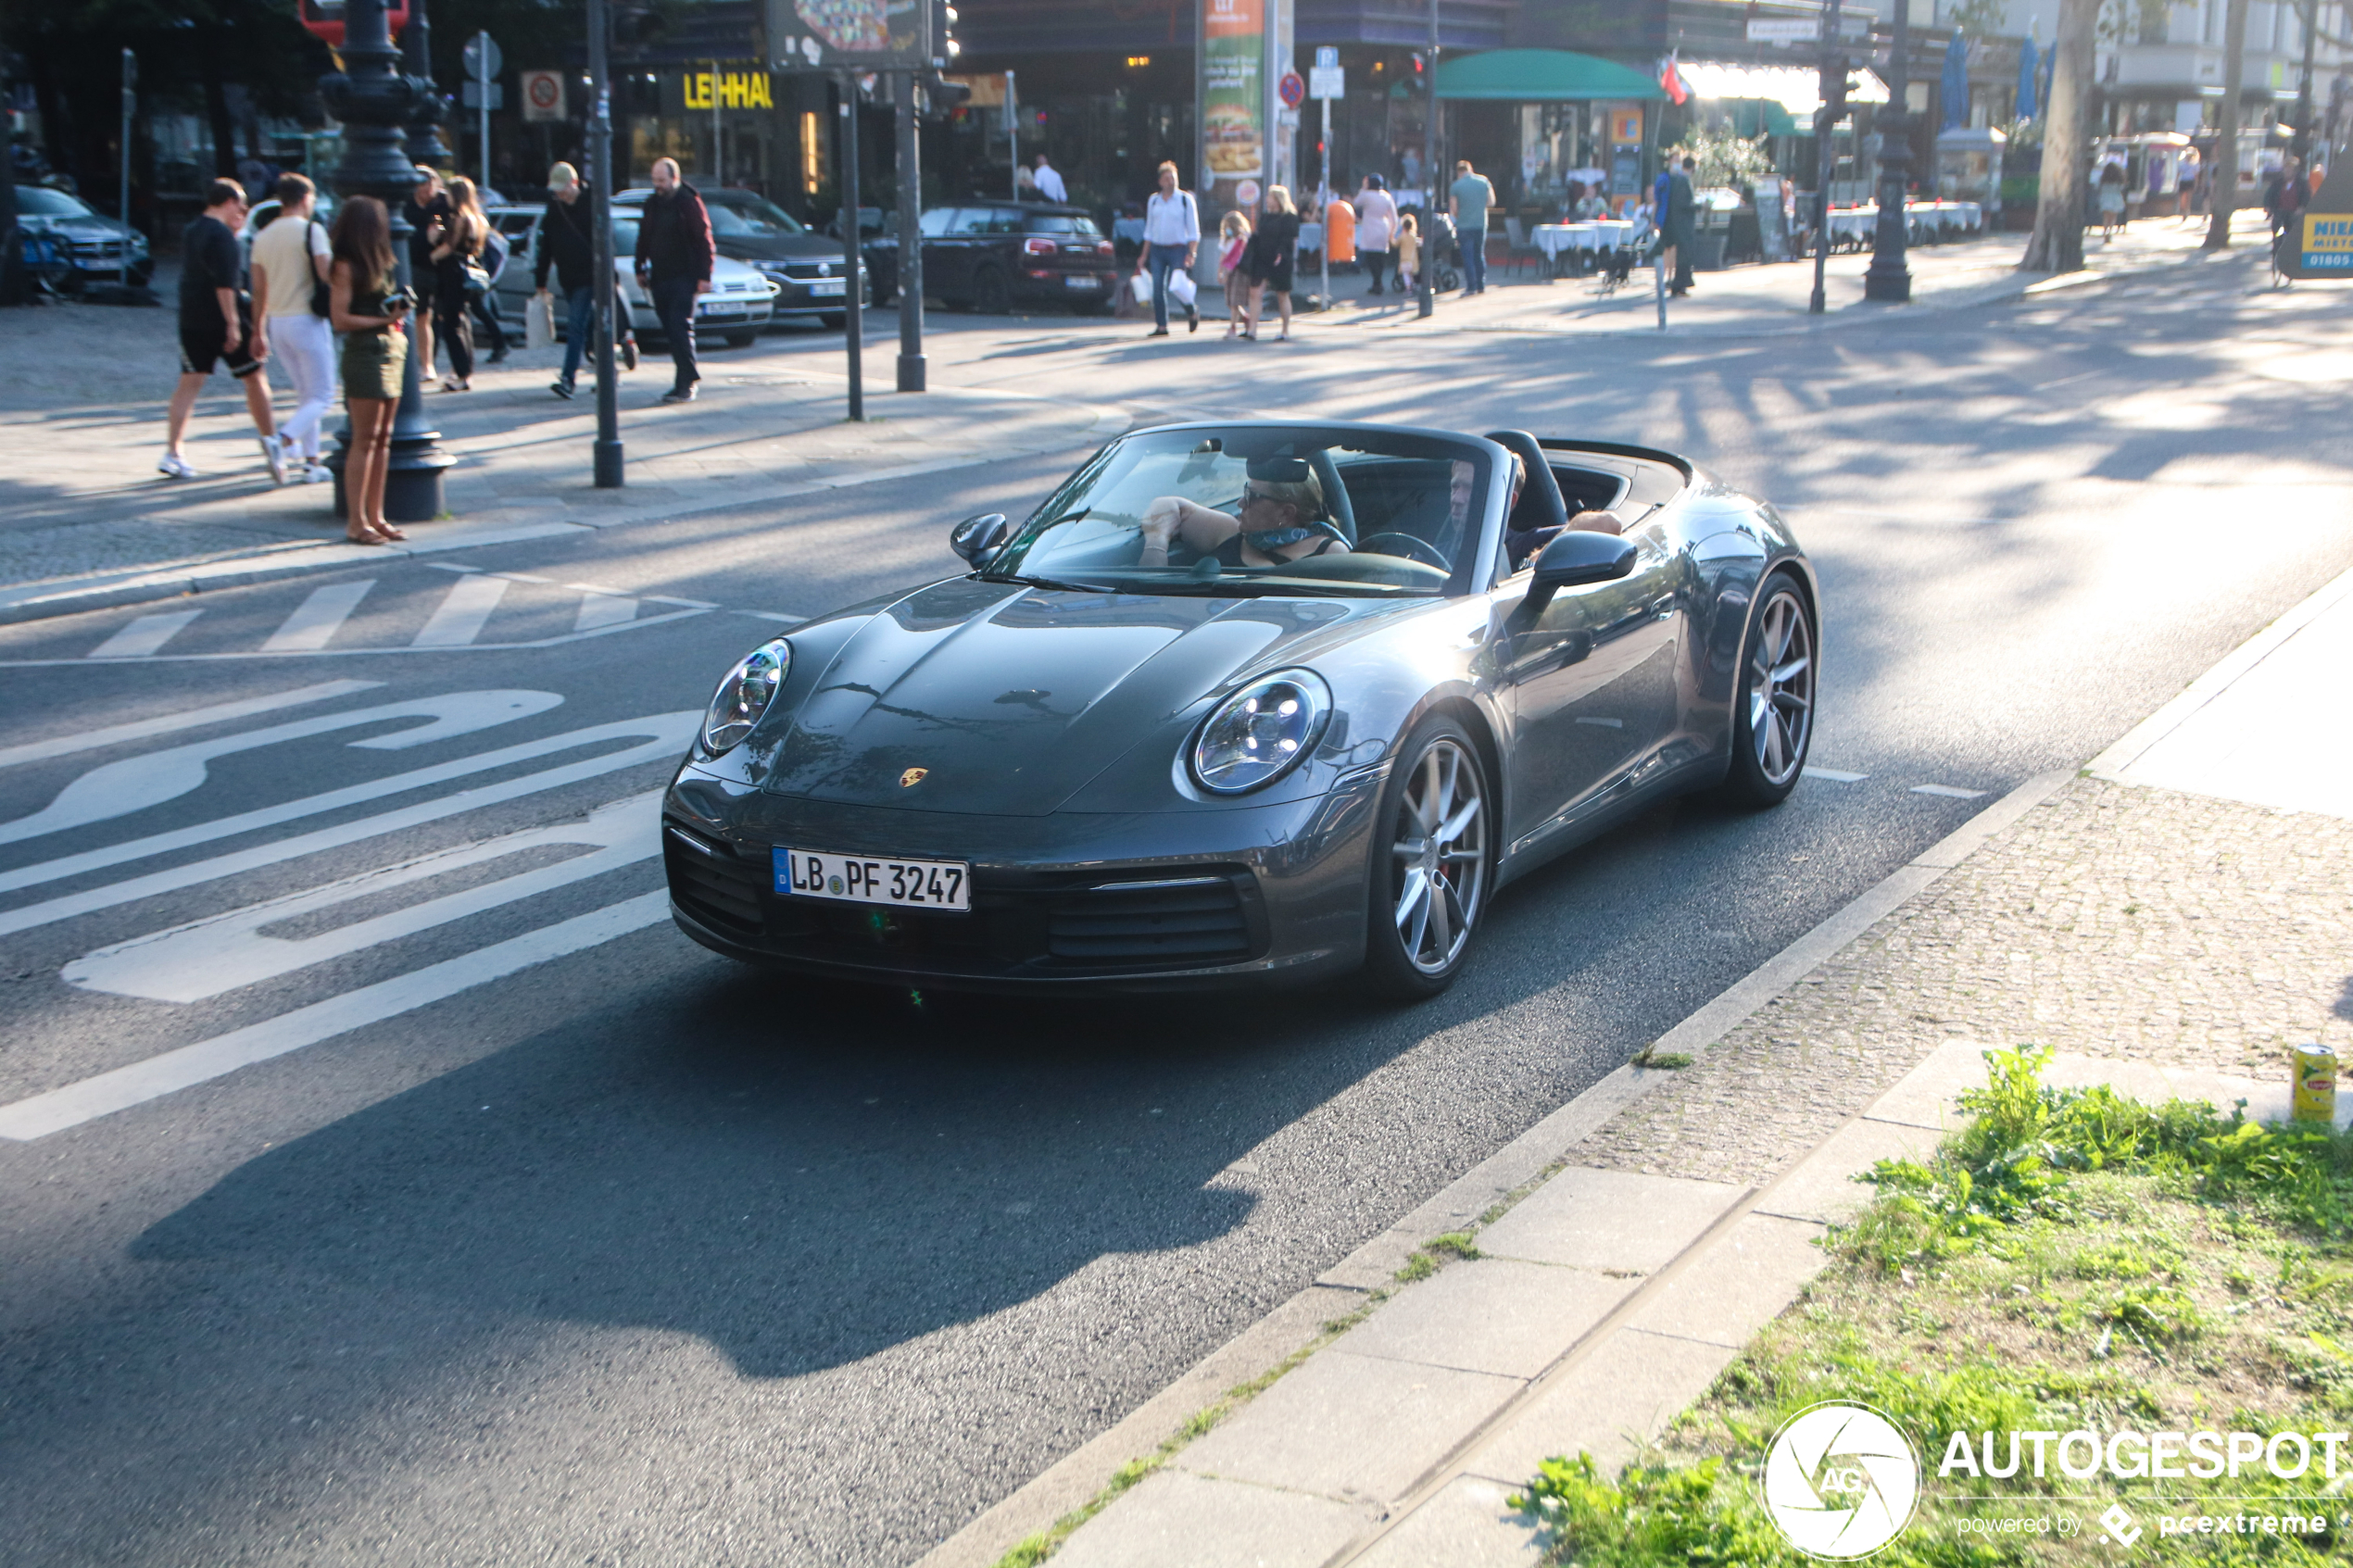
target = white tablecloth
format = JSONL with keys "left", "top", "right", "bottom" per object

{"left": 1531, "top": 219, "right": 1642, "bottom": 259}
{"left": 1827, "top": 201, "right": 1984, "bottom": 243}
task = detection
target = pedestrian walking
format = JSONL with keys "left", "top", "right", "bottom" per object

{"left": 1356, "top": 174, "right": 1397, "bottom": 295}
{"left": 536, "top": 162, "right": 601, "bottom": 400}
{"left": 2097, "top": 160, "right": 2128, "bottom": 242}
{"left": 406, "top": 166, "right": 448, "bottom": 383}
{"left": 1217, "top": 209, "right": 1252, "bottom": 338}
{"left": 431, "top": 175, "right": 487, "bottom": 391}
{"left": 1448, "top": 159, "right": 1495, "bottom": 294}
{"left": 1667, "top": 155, "right": 1699, "bottom": 295}
{"left": 248, "top": 172, "right": 336, "bottom": 483}
{"left": 1140, "top": 161, "right": 1200, "bottom": 337}
{"left": 1395, "top": 211, "right": 1420, "bottom": 295}
{"left": 1032, "top": 154, "right": 1067, "bottom": 204}
{"left": 159, "top": 178, "right": 285, "bottom": 483}
{"left": 1239, "top": 184, "right": 1300, "bottom": 341}
{"left": 328, "top": 194, "right": 411, "bottom": 545}
{"left": 633, "top": 157, "right": 713, "bottom": 404}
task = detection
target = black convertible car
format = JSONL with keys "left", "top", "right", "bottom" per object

{"left": 662, "top": 422, "right": 1817, "bottom": 997}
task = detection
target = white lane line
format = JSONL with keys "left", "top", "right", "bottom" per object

{"left": 0, "top": 711, "right": 696, "bottom": 927}
{"left": 67, "top": 792, "right": 661, "bottom": 1002}
{"left": 0, "top": 891, "right": 670, "bottom": 1141}
{"left": 410, "top": 575, "right": 511, "bottom": 646}
{"left": 643, "top": 595, "right": 721, "bottom": 609}
{"left": 0, "top": 690, "right": 558, "bottom": 850}
{"left": 89, "top": 610, "right": 203, "bottom": 659}
{"left": 736, "top": 611, "right": 809, "bottom": 626}
{"left": 0, "top": 682, "right": 381, "bottom": 771}
{"left": 1911, "top": 783, "right": 1988, "bottom": 799}
{"left": 260, "top": 581, "right": 375, "bottom": 652}
{"left": 1804, "top": 767, "right": 1868, "bottom": 783}
{"left": 573, "top": 592, "right": 639, "bottom": 633}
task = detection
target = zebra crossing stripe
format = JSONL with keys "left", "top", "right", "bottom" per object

{"left": 0, "top": 681, "right": 381, "bottom": 771}
{"left": 262, "top": 581, "right": 376, "bottom": 652}
{"left": 411, "top": 576, "right": 512, "bottom": 647}
{"left": 0, "top": 891, "right": 671, "bottom": 1141}
{"left": 89, "top": 610, "right": 204, "bottom": 659}
{"left": 573, "top": 593, "right": 640, "bottom": 633}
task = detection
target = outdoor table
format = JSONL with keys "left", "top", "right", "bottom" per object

{"left": 1531, "top": 223, "right": 1595, "bottom": 275}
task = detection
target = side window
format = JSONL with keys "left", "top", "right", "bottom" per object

{"left": 919, "top": 207, "right": 957, "bottom": 237}
{"left": 947, "top": 208, "right": 996, "bottom": 236}
{"left": 975, "top": 208, "right": 1026, "bottom": 234}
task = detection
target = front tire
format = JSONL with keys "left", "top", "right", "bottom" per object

{"left": 1364, "top": 716, "right": 1493, "bottom": 1000}
{"left": 1722, "top": 571, "right": 1817, "bottom": 806}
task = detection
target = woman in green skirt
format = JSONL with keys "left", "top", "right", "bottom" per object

{"left": 329, "top": 196, "right": 411, "bottom": 545}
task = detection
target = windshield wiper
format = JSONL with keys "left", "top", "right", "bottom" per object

{"left": 988, "top": 572, "right": 1117, "bottom": 594}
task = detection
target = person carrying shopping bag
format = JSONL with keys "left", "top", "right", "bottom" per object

{"left": 1140, "top": 161, "right": 1201, "bottom": 336}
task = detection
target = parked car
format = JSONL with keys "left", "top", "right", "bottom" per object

{"left": 483, "top": 205, "right": 779, "bottom": 347}
{"left": 615, "top": 186, "right": 872, "bottom": 326}
{"left": 915, "top": 201, "right": 1119, "bottom": 314}
{"left": 822, "top": 205, "right": 899, "bottom": 308}
{"left": 12, "top": 184, "right": 152, "bottom": 289}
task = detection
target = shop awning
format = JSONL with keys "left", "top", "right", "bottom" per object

{"left": 1675, "top": 60, "right": 1889, "bottom": 131}
{"left": 1434, "top": 49, "right": 1666, "bottom": 102}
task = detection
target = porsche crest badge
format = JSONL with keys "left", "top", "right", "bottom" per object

{"left": 900, "top": 767, "right": 928, "bottom": 788}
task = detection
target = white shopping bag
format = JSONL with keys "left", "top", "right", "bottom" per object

{"left": 1128, "top": 270, "right": 1154, "bottom": 308}
{"left": 1164, "top": 268, "right": 1199, "bottom": 307}
{"left": 524, "top": 292, "right": 557, "bottom": 351}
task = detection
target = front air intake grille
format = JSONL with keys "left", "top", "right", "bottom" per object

{"left": 1044, "top": 877, "right": 1253, "bottom": 964}
{"left": 664, "top": 824, "right": 763, "bottom": 935}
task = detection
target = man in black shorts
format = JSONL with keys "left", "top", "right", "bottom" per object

{"left": 161, "top": 178, "right": 285, "bottom": 482}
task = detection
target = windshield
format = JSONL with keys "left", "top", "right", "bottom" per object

{"left": 710, "top": 195, "right": 807, "bottom": 236}
{"left": 17, "top": 187, "right": 94, "bottom": 218}
{"left": 982, "top": 427, "right": 1495, "bottom": 598}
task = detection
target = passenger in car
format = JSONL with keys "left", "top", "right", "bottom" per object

{"left": 1496, "top": 455, "right": 1628, "bottom": 573}
{"left": 1137, "top": 457, "right": 1353, "bottom": 569}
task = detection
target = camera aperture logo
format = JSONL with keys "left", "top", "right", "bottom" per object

{"left": 1763, "top": 1401, "right": 1923, "bottom": 1559}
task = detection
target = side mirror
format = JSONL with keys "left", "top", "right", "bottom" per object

{"left": 1514, "top": 530, "right": 1638, "bottom": 624}
{"left": 950, "top": 512, "right": 1010, "bottom": 566}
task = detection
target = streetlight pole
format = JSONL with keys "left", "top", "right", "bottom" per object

{"left": 1810, "top": 0, "right": 1846, "bottom": 314}
{"left": 1863, "top": 0, "right": 1914, "bottom": 301}
{"left": 839, "top": 73, "right": 864, "bottom": 421}
{"left": 120, "top": 50, "right": 136, "bottom": 244}
{"left": 1417, "top": 0, "right": 1437, "bottom": 319}
{"left": 896, "top": 70, "right": 925, "bottom": 393}
{"left": 586, "top": 0, "right": 623, "bottom": 486}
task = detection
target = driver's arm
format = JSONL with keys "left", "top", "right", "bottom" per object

{"left": 1138, "top": 496, "right": 1239, "bottom": 566}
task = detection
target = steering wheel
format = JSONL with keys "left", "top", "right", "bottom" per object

{"left": 1355, "top": 533, "right": 1451, "bottom": 571}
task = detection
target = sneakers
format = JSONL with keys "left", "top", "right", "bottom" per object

{"left": 157, "top": 452, "right": 196, "bottom": 480}
{"left": 260, "top": 433, "right": 289, "bottom": 485}
{"left": 301, "top": 460, "right": 333, "bottom": 484}
{"left": 660, "top": 383, "right": 698, "bottom": 404}
{"left": 1186, "top": 302, "right": 1201, "bottom": 332}
{"left": 550, "top": 380, "right": 575, "bottom": 400}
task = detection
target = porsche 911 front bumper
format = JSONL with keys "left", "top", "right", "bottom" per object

{"left": 661, "top": 763, "right": 1389, "bottom": 993}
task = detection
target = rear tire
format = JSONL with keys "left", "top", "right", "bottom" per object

{"left": 723, "top": 331, "right": 755, "bottom": 348}
{"left": 1363, "top": 716, "right": 1493, "bottom": 1000}
{"left": 974, "top": 267, "right": 1013, "bottom": 315}
{"left": 1721, "top": 571, "right": 1817, "bottom": 807}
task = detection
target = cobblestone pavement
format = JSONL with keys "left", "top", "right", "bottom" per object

{"left": 1582, "top": 774, "right": 2353, "bottom": 1187}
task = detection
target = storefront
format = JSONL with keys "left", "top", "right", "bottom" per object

{"left": 1433, "top": 49, "right": 1667, "bottom": 216}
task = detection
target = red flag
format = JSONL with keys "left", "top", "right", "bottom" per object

{"left": 1659, "top": 54, "right": 1689, "bottom": 106}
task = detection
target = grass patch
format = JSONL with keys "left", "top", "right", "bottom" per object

{"left": 1515, "top": 1047, "right": 2353, "bottom": 1563}
{"left": 1396, "top": 1231, "right": 1483, "bottom": 1284}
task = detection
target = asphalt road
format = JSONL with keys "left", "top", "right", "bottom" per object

{"left": 3, "top": 253, "right": 2349, "bottom": 1567}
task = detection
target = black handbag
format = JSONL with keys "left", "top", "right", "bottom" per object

{"left": 308, "top": 221, "right": 334, "bottom": 318}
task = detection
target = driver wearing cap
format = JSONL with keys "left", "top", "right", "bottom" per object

{"left": 1139, "top": 458, "right": 1352, "bottom": 569}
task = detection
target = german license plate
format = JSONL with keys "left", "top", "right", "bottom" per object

{"left": 774, "top": 847, "right": 971, "bottom": 912}
{"left": 697, "top": 304, "right": 744, "bottom": 319}
{"left": 1064, "top": 274, "right": 1099, "bottom": 289}
{"left": 809, "top": 278, "right": 846, "bottom": 296}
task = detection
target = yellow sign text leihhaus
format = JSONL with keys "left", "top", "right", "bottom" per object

{"left": 685, "top": 70, "right": 775, "bottom": 110}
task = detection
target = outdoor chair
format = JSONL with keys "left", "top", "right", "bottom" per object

{"left": 1502, "top": 217, "right": 1544, "bottom": 279}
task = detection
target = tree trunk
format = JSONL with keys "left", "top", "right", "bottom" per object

{"left": 2206, "top": 0, "right": 2252, "bottom": 245}
{"left": 2021, "top": 0, "right": 2098, "bottom": 270}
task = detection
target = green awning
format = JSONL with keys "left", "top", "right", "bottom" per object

{"left": 1433, "top": 49, "right": 1666, "bottom": 102}
{"left": 1726, "top": 97, "right": 1801, "bottom": 136}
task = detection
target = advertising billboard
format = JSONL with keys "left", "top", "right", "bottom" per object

{"left": 1202, "top": 0, "right": 1265, "bottom": 188}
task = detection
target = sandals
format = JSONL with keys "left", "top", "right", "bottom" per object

{"left": 345, "top": 521, "right": 407, "bottom": 546}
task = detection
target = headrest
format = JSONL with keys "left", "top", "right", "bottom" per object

{"left": 1484, "top": 431, "right": 1569, "bottom": 536}
{"left": 1246, "top": 457, "right": 1315, "bottom": 483}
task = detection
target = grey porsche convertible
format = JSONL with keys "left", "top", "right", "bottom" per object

{"left": 661, "top": 421, "right": 1817, "bottom": 997}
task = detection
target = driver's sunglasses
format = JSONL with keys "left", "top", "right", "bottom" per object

{"left": 1240, "top": 486, "right": 1281, "bottom": 507}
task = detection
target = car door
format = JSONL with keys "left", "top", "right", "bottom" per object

{"left": 1496, "top": 519, "right": 1684, "bottom": 852}
{"left": 929, "top": 207, "right": 986, "bottom": 301}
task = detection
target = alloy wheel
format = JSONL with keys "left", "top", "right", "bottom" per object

{"left": 1747, "top": 586, "right": 1815, "bottom": 789}
{"left": 1390, "top": 736, "right": 1488, "bottom": 975}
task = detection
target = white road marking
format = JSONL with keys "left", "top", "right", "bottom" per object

{"left": 0, "top": 681, "right": 381, "bottom": 771}
{"left": 261, "top": 581, "right": 375, "bottom": 652}
{"left": 0, "top": 690, "right": 559, "bottom": 849}
{"left": 643, "top": 595, "right": 720, "bottom": 608}
{"left": 0, "top": 891, "right": 670, "bottom": 1141}
{"left": 0, "top": 606, "right": 712, "bottom": 665}
{"left": 1803, "top": 767, "right": 1868, "bottom": 783}
{"left": 89, "top": 610, "right": 203, "bottom": 659}
{"left": 0, "top": 712, "right": 696, "bottom": 929}
{"left": 736, "top": 611, "right": 809, "bottom": 625}
{"left": 68, "top": 792, "right": 662, "bottom": 1002}
{"left": 410, "top": 575, "right": 512, "bottom": 646}
{"left": 1910, "top": 783, "right": 1988, "bottom": 799}
{"left": 573, "top": 593, "right": 639, "bottom": 633}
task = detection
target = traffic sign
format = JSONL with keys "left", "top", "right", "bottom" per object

{"left": 521, "top": 69, "right": 566, "bottom": 122}
{"left": 1315, "top": 45, "right": 1338, "bottom": 69}
{"left": 462, "top": 32, "right": 503, "bottom": 81}
{"left": 460, "top": 81, "right": 505, "bottom": 108}
{"left": 1746, "top": 18, "right": 1819, "bottom": 41}
{"left": 1309, "top": 65, "right": 1342, "bottom": 99}
{"left": 1277, "top": 70, "right": 1305, "bottom": 107}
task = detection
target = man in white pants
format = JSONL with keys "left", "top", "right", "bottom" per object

{"left": 248, "top": 173, "right": 337, "bottom": 483}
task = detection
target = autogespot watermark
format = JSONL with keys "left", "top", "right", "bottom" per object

{"left": 1758, "top": 1404, "right": 2347, "bottom": 1560}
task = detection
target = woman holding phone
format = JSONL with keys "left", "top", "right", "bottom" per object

{"left": 329, "top": 195, "right": 410, "bottom": 545}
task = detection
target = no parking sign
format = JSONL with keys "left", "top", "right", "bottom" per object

{"left": 522, "top": 69, "right": 566, "bottom": 123}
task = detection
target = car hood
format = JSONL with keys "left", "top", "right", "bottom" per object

{"left": 714, "top": 233, "right": 852, "bottom": 263}
{"left": 26, "top": 214, "right": 134, "bottom": 241}
{"left": 761, "top": 580, "right": 1364, "bottom": 815}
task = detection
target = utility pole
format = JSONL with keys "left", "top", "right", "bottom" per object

{"left": 1810, "top": 0, "right": 1847, "bottom": 313}
{"left": 896, "top": 70, "right": 925, "bottom": 392}
{"left": 2206, "top": 0, "right": 2251, "bottom": 247}
{"left": 1416, "top": 0, "right": 1437, "bottom": 319}
{"left": 587, "top": 0, "right": 623, "bottom": 485}
{"left": 1863, "top": 0, "right": 1913, "bottom": 299}
{"left": 840, "top": 74, "right": 864, "bottom": 420}
{"left": 2292, "top": 0, "right": 2320, "bottom": 163}
{"left": 120, "top": 50, "right": 137, "bottom": 243}
{"left": 1006, "top": 69, "right": 1019, "bottom": 199}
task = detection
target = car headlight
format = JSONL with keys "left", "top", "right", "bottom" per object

{"left": 1190, "top": 671, "right": 1331, "bottom": 795}
{"left": 701, "top": 639, "right": 790, "bottom": 756}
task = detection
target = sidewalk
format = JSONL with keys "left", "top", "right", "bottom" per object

{"left": 0, "top": 299, "right": 1126, "bottom": 622}
{"left": 925, "top": 564, "right": 2353, "bottom": 1565}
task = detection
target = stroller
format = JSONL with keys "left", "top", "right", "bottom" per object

{"left": 1424, "top": 211, "right": 1465, "bottom": 294}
